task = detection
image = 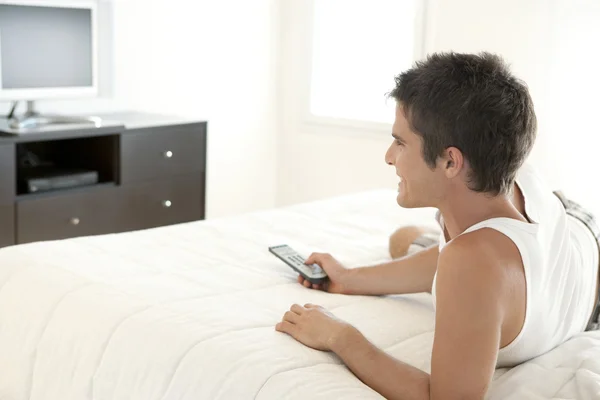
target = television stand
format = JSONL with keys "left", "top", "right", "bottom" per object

{"left": 0, "top": 111, "right": 207, "bottom": 247}
{"left": 7, "top": 100, "right": 103, "bottom": 131}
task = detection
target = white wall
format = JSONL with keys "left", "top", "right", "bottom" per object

{"left": 0, "top": 0, "right": 281, "bottom": 219}
{"left": 110, "top": 0, "right": 280, "bottom": 218}
{"left": 542, "top": 0, "right": 600, "bottom": 215}
{"left": 278, "top": 0, "right": 600, "bottom": 215}
{"left": 278, "top": 1, "right": 398, "bottom": 207}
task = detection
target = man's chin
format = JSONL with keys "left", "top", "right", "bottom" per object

{"left": 396, "top": 193, "right": 421, "bottom": 209}
{"left": 396, "top": 193, "right": 411, "bottom": 208}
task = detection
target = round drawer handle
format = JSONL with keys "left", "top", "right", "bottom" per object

{"left": 164, "top": 151, "right": 173, "bottom": 158}
{"left": 163, "top": 200, "right": 172, "bottom": 208}
{"left": 70, "top": 217, "right": 80, "bottom": 226}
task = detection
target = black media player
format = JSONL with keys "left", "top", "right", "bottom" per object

{"left": 19, "top": 166, "right": 99, "bottom": 194}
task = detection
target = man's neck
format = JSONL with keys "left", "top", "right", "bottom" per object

{"left": 437, "top": 185, "right": 525, "bottom": 240}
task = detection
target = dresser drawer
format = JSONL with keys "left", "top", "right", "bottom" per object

{"left": 0, "top": 145, "right": 15, "bottom": 204}
{"left": 121, "top": 125, "right": 206, "bottom": 184}
{"left": 0, "top": 205, "right": 15, "bottom": 247}
{"left": 16, "top": 186, "right": 121, "bottom": 244}
{"left": 119, "top": 176, "right": 204, "bottom": 232}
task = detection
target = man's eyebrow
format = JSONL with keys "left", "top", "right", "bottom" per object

{"left": 392, "top": 133, "right": 405, "bottom": 142}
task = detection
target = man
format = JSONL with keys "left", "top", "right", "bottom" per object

{"left": 275, "top": 52, "right": 600, "bottom": 400}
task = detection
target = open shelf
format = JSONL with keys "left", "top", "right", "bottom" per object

{"left": 16, "top": 134, "right": 119, "bottom": 197}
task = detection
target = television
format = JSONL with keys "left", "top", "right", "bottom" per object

{"left": 0, "top": 0, "right": 100, "bottom": 130}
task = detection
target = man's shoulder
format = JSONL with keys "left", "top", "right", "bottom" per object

{"left": 437, "top": 230, "right": 513, "bottom": 290}
{"left": 441, "top": 228, "right": 512, "bottom": 260}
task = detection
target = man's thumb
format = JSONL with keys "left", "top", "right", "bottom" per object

{"left": 305, "top": 253, "right": 321, "bottom": 266}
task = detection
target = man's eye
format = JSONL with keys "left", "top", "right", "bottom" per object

{"left": 395, "top": 139, "right": 403, "bottom": 146}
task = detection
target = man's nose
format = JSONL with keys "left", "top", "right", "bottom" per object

{"left": 385, "top": 146, "right": 394, "bottom": 166}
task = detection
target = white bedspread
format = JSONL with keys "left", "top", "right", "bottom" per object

{"left": 1, "top": 189, "right": 599, "bottom": 400}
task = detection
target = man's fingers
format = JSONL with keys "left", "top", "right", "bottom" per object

{"left": 298, "top": 275, "right": 314, "bottom": 289}
{"left": 304, "top": 303, "right": 316, "bottom": 308}
{"left": 299, "top": 276, "right": 321, "bottom": 290}
{"left": 283, "top": 311, "right": 300, "bottom": 323}
{"left": 290, "top": 303, "right": 305, "bottom": 314}
{"left": 276, "top": 320, "right": 296, "bottom": 335}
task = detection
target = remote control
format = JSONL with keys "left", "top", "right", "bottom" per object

{"left": 268, "top": 244, "right": 328, "bottom": 284}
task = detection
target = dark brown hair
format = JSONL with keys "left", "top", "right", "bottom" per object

{"left": 389, "top": 52, "right": 537, "bottom": 195}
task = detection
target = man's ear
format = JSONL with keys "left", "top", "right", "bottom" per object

{"left": 442, "top": 147, "right": 463, "bottom": 178}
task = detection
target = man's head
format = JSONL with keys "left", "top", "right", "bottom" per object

{"left": 385, "top": 51, "right": 537, "bottom": 208}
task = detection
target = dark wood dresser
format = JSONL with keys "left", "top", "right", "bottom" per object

{"left": 0, "top": 112, "right": 207, "bottom": 247}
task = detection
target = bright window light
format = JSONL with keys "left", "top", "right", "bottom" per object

{"left": 310, "top": 0, "right": 420, "bottom": 124}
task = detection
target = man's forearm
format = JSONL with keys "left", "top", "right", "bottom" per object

{"left": 332, "top": 325, "right": 430, "bottom": 400}
{"left": 345, "top": 245, "right": 439, "bottom": 296}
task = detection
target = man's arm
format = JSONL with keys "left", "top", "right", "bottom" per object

{"left": 325, "top": 234, "right": 504, "bottom": 400}
{"left": 429, "top": 233, "right": 504, "bottom": 399}
{"left": 344, "top": 245, "right": 439, "bottom": 295}
{"left": 331, "top": 326, "right": 431, "bottom": 400}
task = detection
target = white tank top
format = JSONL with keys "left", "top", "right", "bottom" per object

{"left": 431, "top": 163, "right": 599, "bottom": 368}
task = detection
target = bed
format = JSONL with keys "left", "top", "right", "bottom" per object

{"left": 1, "top": 189, "right": 599, "bottom": 400}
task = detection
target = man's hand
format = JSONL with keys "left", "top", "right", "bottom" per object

{"left": 299, "top": 246, "right": 440, "bottom": 296}
{"left": 275, "top": 303, "right": 351, "bottom": 351}
{"left": 299, "top": 253, "right": 352, "bottom": 294}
